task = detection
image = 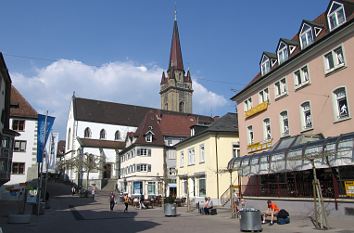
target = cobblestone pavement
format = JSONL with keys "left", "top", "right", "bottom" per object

{"left": 0, "top": 183, "right": 353, "bottom": 233}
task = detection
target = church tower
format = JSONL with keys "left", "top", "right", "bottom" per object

{"left": 160, "top": 12, "right": 193, "bottom": 113}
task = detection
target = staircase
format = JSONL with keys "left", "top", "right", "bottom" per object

{"left": 101, "top": 179, "right": 117, "bottom": 192}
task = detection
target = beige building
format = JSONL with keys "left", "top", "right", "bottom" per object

{"left": 230, "top": 0, "right": 353, "bottom": 216}
{"left": 175, "top": 113, "right": 239, "bottom": 205}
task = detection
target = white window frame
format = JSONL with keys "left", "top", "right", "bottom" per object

{"left": 332, "top": 87, "right": 350, "bottom": 121}
{"left": 259, "top": 88, "right": 269, "bottom": 103}
{"left": 244, "top": 97, "right": 252, "bottom": 112}
{"left": 277, "top": 42, "right": 289, "bottom": 64}
{"left": 232, "top": 143, "right": 240, "bottom": 158}
{"left": 14, "top": 140, "right": 27, "bottom": 152}
{"left": 327, "top": 2, "right": 346, "bottom": 31}
{"left": 280, "top": 111, "right": 289, "bottom": 137}
{"left": 294, "top": 65, "right": 310, "bottom": 89}
{"left": 299, "top": 23, "right": 314, "bottom": 49}
{"left": 261, "top": 56, "right": 271, "bottom": 75}
{"left": 188, "top": 148, "right": 195, "bottom": 165}
{"left": 247, "top": 126, "right": 254, "bottom": 145}
{"left": 179, "top": 151, "right": 184, "bottom": 168}
{"left": 274, "top": 78, "right": 287, "bottom": 99}
{"left": 199, "top": 144, "right": 205, "bottom": 163}
{"left": 263, "top": 118, "right": 272, "bottom": 141}
{"left": 324, "top": 45, "right": 345, "bottom": 74}
{"left": 300, "top": 101, "right": 313, "bottom": 131}
{"left": 145, "top": 134, "right": 152, "bottom": 142}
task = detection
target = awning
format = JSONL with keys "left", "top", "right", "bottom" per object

{"left": 228, "top": 132, "right": 354, "bottom": 176}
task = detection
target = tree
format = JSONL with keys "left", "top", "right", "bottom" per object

{"left": 57, "top": 152, "right": 105, "bottom": 189}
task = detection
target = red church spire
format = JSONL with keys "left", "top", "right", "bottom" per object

{"left": 168, "top": 13, "right": 184, "bottom": 72}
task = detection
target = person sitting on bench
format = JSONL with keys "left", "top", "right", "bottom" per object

{"left": 204, "top": 197, "right": 213, "bottom": 215}
{"left": 262, "top": 199, "right": 279, "bottom": 225}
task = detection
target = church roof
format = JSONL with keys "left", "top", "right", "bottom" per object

{"left": 72, "top": 96, "right": 213, "bottom": 128}
{"left": 10, "top": 85, "right": 38, "bottom": 119}
{"left": 168, "top": 19, "right": 184, "bottom": 72}
{"left": 77, "top": 137, "right": 126, "bottom": 149}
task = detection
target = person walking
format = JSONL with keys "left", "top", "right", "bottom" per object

{"left": 91, "top": 187, "right": 96, "bottom": 200}
{"left": 71, "top": 186, "right": 76, "bottom": 195}
{"left": 139, "top": 193, "right": 146, "bottom": 209}
{"left": 109, "top": 192, "right": 116, "bottom": 211}
{"left": 123, "top": 193, "right": 129, "bottom": 212}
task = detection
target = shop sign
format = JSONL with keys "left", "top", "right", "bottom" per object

{"left": 344, "top": 180, "right": 354, "bottom": 197}
{"left": 245, "top": 102, "right": 269, "bottom": 118}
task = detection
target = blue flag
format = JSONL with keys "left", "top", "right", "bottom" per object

{"left": 37, "top": 114, "right": 55, "bottom": 163}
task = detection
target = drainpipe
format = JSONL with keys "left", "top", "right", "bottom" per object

{"left": 215, "top": 133, "right": 220, "bottom": 199}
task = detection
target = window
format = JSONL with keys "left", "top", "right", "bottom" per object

{"left": 263, "top": 118, "right": 272, "bottom": 140}
{"left": 277, "top": 42, "right": 289, "bottom": 64}
{"left": 333, "top": 87, "right": 349, "bottom": 120}
{"left": 137, "top": 164, "right": 151, "bottom": 172}
{"left": 301, "top": 102, "right": 312, "bottom": 130}
{"left": 12, "top": 162, "right": 25, "bottom": 174}
{"left": 145, "top": 133, "right": 152, "bottom": 142}
{"left": 14, "top": 140, "right": 26, "bottom": 152}
{"left": 137, "top": 148, "right": 151, "bottom": 156}
{"left": 274, "top": 78, "right": 287, "bottom": 98}
{"left": 199, "top": 144, "right": 205, "bottom": 163}
{"left": 259, "top": 88, "right": 269, "bottom": 103}
{"left": 280, "top": 111, "right": 289, "bottom": 137}
{"left": 147, "top": 182, "right": 156, "bottom": 195}
{"left": 198, "top": 178, "right": 206, "bottom": 197}
{"left": 327, "top": 2, "right": 346, "bottom": 31}
{"left": 232, "top": 143, "right": 240, "bottom": 158}
{"left": 247, "top": 126, "right": 254, "bottom": 144}
{"left": 244, "top": 98, "right": 252, "bottom": 111}
{"left": 294, "top": 65, "right": 310, "bottom": 88}
{"left": 84, "top": 127, "right": 91, "bottom": 138}
{"left": 300, "top": 24, "right": 314, "bottom": 49}
{"left": 12, "top": 120, "right": 25, "bottom": 131}
{"left": 179, "top": 102, "right": 184, "bottom": 113}
{"left": 261, "top": 56, "right": 271, "bottom": 75}
{"left": 188, "top": 148, "right": 195, "bottom": 165}
{"left": 114, "top": 130, "right": 121, "bottom": 140}
{"left": 324, "top": 46, "right": 345, "bottom": 73}
{"left": 180, "top": 151, "right": 184, "bottom": 167}
{"left": 100, "top": 129, "right": 106, "bottom": 139}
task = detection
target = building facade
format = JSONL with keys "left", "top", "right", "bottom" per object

{"left": 160, "top": 16, "right": 193, "bottom": 114}
{"left": 231, "top": 0, "right": 353, "bottom": 215}
{"left": 7, "top": 86, "right": 38, "bottom": 185}
{"left": 175, "top": 113, "right": 239, "bottom": 205}
{"left": 0, "top": 53, "right": 19, "bottom": 187}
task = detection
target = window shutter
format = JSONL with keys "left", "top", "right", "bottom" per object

{"left": 148, "top": 164, "right": 151, "bottom": 172}
{"left": 148, "top": 149, "right": 151, "bottom": 156}
{"left": 137, "top": 164, "right": 141, "bottom": 172}
{"left": 137, "top": 149, "right": 141, "bottom": 156}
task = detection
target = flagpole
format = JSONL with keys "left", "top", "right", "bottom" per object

{"left": 43, "top": 133, "right": 52, "bottom": 205}
{"left": 37, "top": 111, "right": 48, "bottom": 216}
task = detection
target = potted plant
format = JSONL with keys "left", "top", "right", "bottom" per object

{"left": 164, "top": 196, "right": 177, "bottom": 217}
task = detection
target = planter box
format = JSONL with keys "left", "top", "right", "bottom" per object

{"left": 164, "top": 203, "right": 177, "bottom": 217}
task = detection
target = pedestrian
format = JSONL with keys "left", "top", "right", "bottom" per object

{"left": 139, "top": 193, "right": 146, "bottom": 209}
{"left": 71, "top": 186, "right": 76, "bottom": 195}
{"left": 123, "top": 193, "right": 129, "bottom": 212}
{"left": 262, "top": 200, "right": 280, "bottom": 225}
{"left": 232, "top": 190, "right": 240, "bottom": 217}
{"left": 109, "top": 192, "right": 116, "bottom": 211}
{"left": 91, "top": 187, "right": 96, "bottom": 200}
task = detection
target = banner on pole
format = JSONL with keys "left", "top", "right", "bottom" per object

{"left": 37, "top": 114, "right": 55, "bottom": 163}
{"left": 44, "top": 132, "right": 59, "bottom": 172}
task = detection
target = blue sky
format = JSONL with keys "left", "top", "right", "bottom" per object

{"left": 0, "top": 0, "right": 328, "bottom": 139}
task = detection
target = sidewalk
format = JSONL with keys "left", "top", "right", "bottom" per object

{"left": 1, "top": 184, "right": 353, "bottom": 233}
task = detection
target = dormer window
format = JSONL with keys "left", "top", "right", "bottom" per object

{"left": 261, "top": 56, "right": 271, "bottom": 76}
{"left": 100, "top": 129, "right": 106, "bottom": 139}
{"left": 300, "top": 24, "right": 314, "bottom": 49}
{"left": 145, "top": 134, "right": 152, "bottom": 142}
{"left": 277, "top": 42, "right": 289, "bottom": 64}
{"left": 327, "top": 1, "right": 346, "bottom": 31}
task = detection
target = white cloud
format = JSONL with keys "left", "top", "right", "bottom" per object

{"left": 11, "top": 59, "right": 229, "bottom": 139}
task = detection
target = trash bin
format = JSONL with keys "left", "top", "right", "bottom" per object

{"left": 239, "top": 208, "right": 262, "bottom": 232}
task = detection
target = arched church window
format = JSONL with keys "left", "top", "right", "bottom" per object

{"left": 84, "top": 127, "right": 91, "bottom": 138}
{"left": 179, "top": 101, "right": 184, "bottom": 113}
{"left": 100, "top": 129, "right": 106, "bottom": 139}
{"left": 115, "top": 130, "right": 121, "bottom": 140}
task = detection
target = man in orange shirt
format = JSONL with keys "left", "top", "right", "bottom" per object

{"left": 262, "top": 200, "right": 280, "bottom": 225}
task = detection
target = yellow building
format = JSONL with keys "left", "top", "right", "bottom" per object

{"left": 175, "top": 113, "right": 239, "bottom": 205}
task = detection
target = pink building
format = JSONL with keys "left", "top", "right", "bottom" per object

{"left": 230, "top": 0, "right": 354, "bottom": 216}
